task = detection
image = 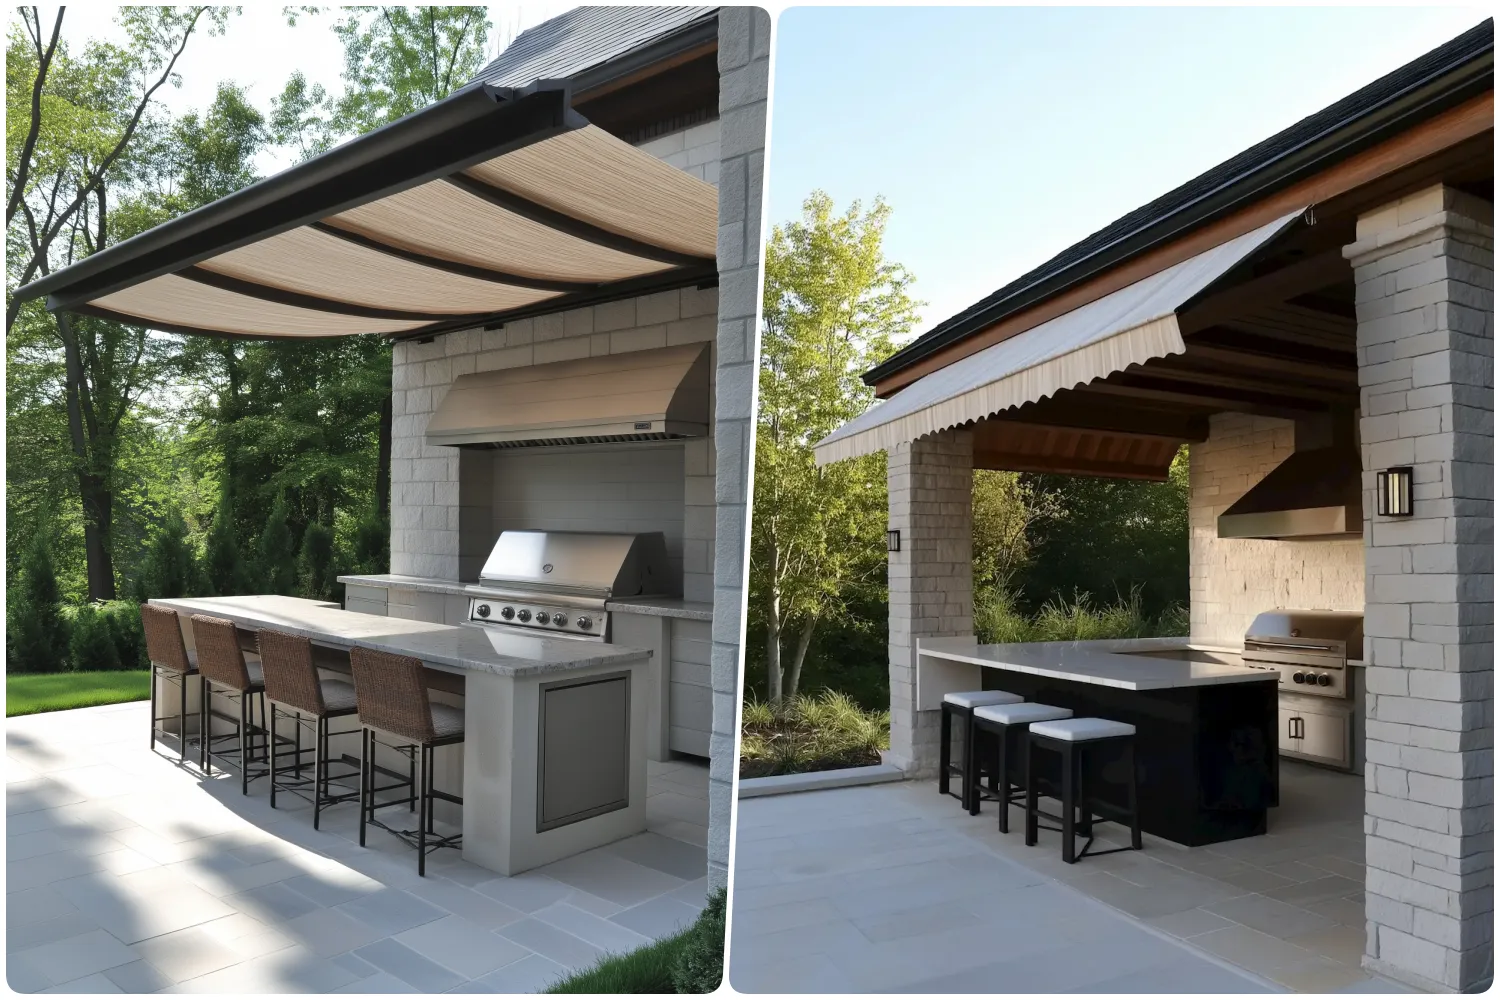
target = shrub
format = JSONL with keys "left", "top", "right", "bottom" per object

{"left": 975, "top": 586, "right": 1188, "bottom": 644}
{"left": 670, "top": 887, "right": 726, "bottom": 993}
{"left": 256, "top": 497, "right": 297, "bottom": 595}
{"left": 740, "top": 690, "right": 890, "bottom": 778}
{"left": 7, "top": 531, "right": 69, "bottom": 674}
{"left": 349, "top": 513, "right": 389, "bottom": 575}
{"left": 136, "top": 512, "right": 202, "bottom": 600}
{"left": 99, "top": 600, "right": 148, "bottom": 670}
{"left": 299, "top": 521, "right": 335, "bottom": 600}
{"left": 66, "top": 603, "right": 122, "bottom": 671}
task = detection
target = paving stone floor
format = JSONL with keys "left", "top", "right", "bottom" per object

{"left": 730, "top": 762, "right": 1413, "bottom": 994}
{"left": 6, "top": 701, "right": 709, "bottom": 993}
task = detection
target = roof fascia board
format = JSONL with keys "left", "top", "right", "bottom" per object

{"left": 570, "top": 11, "right": 720, "bottom": 103}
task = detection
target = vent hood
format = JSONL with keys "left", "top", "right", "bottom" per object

{"left": 425, "top": 343, "right": 710, "bottom": 449}
{"left": 1217, "top": 410, "right": 1363, "bottom": 541}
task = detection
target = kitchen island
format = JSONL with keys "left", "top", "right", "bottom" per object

{"left": 149, "top": 595, "right": 651, "bottom": 875}
{"left": 918, "top": 636, "right": 1279, "bottom": 846}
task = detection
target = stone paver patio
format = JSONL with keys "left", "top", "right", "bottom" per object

{"left": 7, "top": 701, "right": 709, "bottom": 993}
{"left": 729, "top": 762, "right": 1411, "bottom": 994}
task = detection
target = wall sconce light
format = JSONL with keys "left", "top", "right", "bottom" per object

{"left": 1377, "top": 467, "right": 1413, "bottom": 517}
{"left": 887, "top": 530, "right": 901, "bottom": 552}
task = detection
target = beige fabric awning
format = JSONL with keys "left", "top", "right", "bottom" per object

{"left": 15, "top": 83, "right": 717, "bottom": 340}
{"left": 814, "top": 209, "right": 1304, "bottom": 465}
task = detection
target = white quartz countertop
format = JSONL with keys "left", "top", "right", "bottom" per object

{"left": 150, "top": 595, "right": 649, "bottom": 677}
{"left": 338, "top": 574, "right": 473, "bottom": 596}
{"left": 918, "top": 636, "right": 1276, "bottom": 691}
{"left": 337, "top": 574, "right": 713, "bottom": 621}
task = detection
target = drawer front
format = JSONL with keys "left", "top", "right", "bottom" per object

{"left": 1296, "top": 709, "right": 1351, "bottom": 769}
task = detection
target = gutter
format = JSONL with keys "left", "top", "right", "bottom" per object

{"left": 865, "top": 19, "right": 1494, "bottom": 387}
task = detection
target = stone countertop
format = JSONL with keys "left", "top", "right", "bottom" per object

{"left": 150, "top": 595, "right": 649, "bottom": 678}
{"left": 338, "top": 574, "right": 474, "bottom": 596}
{"left": 918, "top": 636, "right": 1276, "bottom": 691}
{"left": 606, "top": 597, "right": 714, "bottom": 622}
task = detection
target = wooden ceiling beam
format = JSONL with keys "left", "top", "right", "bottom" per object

{"left": 978, "top": 413, "right": 1207, "bottom": 444}
{"left": 1125, "top": 364, "right": 1354, "bottom": 402}
{"left": 973, "top": 449, "right": 1173, "bottom": 481}
{"left": 1178, "top": 342, "right": 1358, "bottom": 384}
{"left": 1078, "top": 379, "right": 1325, "bottom": 418}
{"left": 1179, "top": 249, "right": 1352, "bottom": 334}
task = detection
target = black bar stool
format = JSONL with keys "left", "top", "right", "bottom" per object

{"left": 969, "top": 702, "right": 1073, "bottom": 831}
{"left": 350, "top": 646, "right": 464, "bottom": 877}
{"left": 939, "top": 690, "right": 1022, "bottom": 812}
{"left": 1024, "top": 718, "right": 1142, "bottom": 863}
{"left": 191, "top": 614, "right": 269, "bottom": 794}
{"left": 141, "top": 604, "right": 202, "bottom": 763}
{"left": 257, "top": 629, "right": 365, "bottom": 829}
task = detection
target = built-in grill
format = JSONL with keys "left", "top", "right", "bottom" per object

{"left": 1242, "top": 610, "right": 1364, "bottom": 771}
{"left": 464, "top": 530, "right": 671, "bottom": 642}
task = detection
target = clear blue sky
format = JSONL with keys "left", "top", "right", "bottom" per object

{"left": 767, "top": 6, "right": 1490, "bottom": 336}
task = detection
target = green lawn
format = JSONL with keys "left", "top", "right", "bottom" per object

{"left": 7, "top": 670, "right": 151, "bottom": 717}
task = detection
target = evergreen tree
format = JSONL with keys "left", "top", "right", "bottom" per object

{"left": 350, "top": 513, "right": 389, "bottom": 575}
{"left": 68, "top": 603, "right": 123, "bottom": 671}
{"left": 257, "top": 497, "right": 297, "bottom": 595}
{"left": 203, "top": 488, "right": 246, "bottom": 596}
{"left": 137, "top": 512, "right": 202, "bottom": 600}
{"left": 8, "top": 531, "right": 70, "bottom": 673}
{"left": 298, "top": 521, "right": 335, "bottom": 600}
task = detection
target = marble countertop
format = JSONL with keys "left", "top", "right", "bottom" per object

{"left": 918, "top": 636, "right": 1277, "bottom": 691}
{"left": 606, "top": 597, "right": 714, "bottom": 621}
{"left": 150, "top": 595, "right": 649, "bottom": 678}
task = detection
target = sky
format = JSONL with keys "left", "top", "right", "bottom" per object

{"left": 50, "top": 5, "right": 575, "bottom": 175}
{"left": 768, "top": 5, "right": 1491, "bottom": 335}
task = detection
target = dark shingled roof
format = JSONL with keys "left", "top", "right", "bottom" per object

{"left": 867, "top": 17, "right": 1494, "bottom": 387}
{"left": 470, "top": 6, "right": 718, "bottom": 90}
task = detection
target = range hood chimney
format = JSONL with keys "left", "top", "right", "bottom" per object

{"left": 425, "top": 343, "right": 710, "bottom": 450}
{"left": 1217, "top": 409, "right": 1363, "bottom": 541}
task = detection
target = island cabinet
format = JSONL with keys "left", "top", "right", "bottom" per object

{"left": 345, "top": 583, "right": 468, "bottom": 626}
{"left": 611, "top": 607, "right": 713, "bottom": 760}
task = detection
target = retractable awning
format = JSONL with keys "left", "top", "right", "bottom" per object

{"left": 13, "top": 81, "right": 717, "bottom": 340}
{"left": 814, "top": 209, "right": 1305, "bottom": 465}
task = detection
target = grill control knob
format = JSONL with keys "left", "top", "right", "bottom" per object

{"left": 1292, "top": 672, "right": 1306, "bottom": 684}
{"left": 549, "top": 612, "right": 566, "bottom": 625}
{"left": 500, "top": 606, "right": 515, "bottom": 620}
{"left": 517, "top": 609, "right": 532, "bottom": 623}
{"left": 1316, "top": 673, "right": 1332, "bottom": 687}
{"left": 576, "top": 616, "right": 593, "bottom": 631}
{"left": 476, "top": 604, "right": 491, "bottom": 618}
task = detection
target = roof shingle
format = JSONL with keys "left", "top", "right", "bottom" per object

{"left": 471, "top": 6, "right": 717, "bottom": 90}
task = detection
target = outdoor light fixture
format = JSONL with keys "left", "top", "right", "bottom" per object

{"left": 1377, "top": 467, "right": 1413, "bottom": 517}
{"left": 887, "top": 530, "right": 901, "bottom": 552}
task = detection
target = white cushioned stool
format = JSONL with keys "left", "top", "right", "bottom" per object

{"left": 1025, "top": 717, "right": 1141, "bottom": 863}
{"left": 970, "top": 703, "right": 1073, "bottom": 831}
{"left": 939, "top": 690, "right": 1022, "bottom": 812}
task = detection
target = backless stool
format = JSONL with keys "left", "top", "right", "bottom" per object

{"left": 350, "top": 646, "right": 464, "bottom": 877}
{"left": 191, "top": 614, "right": 269, "bottom": 795}
{"left": 256, "top": 629, "right": 364, "bottom": 829}
{"left": 1024, "top": 718, "right": 1142, "bottom": 864}
{"left": 969, "top": 702, "right": 1073, "bottom": 831}
{"left": 940, "top": 690, "right": 1022, "bottom": 812}
{"left": 141, "top": 603, "right": 202, "bottom": 763}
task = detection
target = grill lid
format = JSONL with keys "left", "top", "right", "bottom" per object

{"left": 1245, "top": 610, "right": 1364, "bottom": 652}
{"left": 477, "top": 529, "right": 670, "bottom": 597}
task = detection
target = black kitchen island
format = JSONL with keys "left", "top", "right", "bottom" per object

{"left": 918, "top": 637, "right": 1279, "bottom": 847}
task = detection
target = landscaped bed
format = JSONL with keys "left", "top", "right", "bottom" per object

{"left": 739, "top": 691, "right": 889, "bottom": 778}
{"left": 6, "top": 669, "right": 151, "bottom": 717}
{"left": 546, "top": 888, "right": 725, "bottom": 993}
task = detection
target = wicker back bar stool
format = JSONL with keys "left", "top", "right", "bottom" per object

{"left": 256, "top": 629, "right": 366, "bottom": 829}
{"left": 191, "top": 614, "right": 269, "bottom": 794}
{"left": 350, "top": 646, "right": 464, "bottom": 876}
{"left": 142, "top": 604, "right": 202, "bottom": 763}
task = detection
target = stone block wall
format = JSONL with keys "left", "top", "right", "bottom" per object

{"left": 1189, "top": 412, "right": 1366, "bottom": 641}
{"left": 706, "top": 5, "right": 770, "bottom": 889}
{"left": 886, "top": 429, "right": 975, "bottom": 776}
{"left": 635, "top": 119, "right": 720, "bottom": 185}
{"left": 1345, "top": 184, "right": 1493, "bottom": 993}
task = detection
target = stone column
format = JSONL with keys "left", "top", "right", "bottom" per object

{"left": 886, "top": 429, "right": 974, "bottom": 776}
{"left": 707, "top": 5, "right": 770, "bottom": 890}
{"left": 1344, "top": 183, "right": 1493, "bottom": 993}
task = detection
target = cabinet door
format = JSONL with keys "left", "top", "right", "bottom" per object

{"left": 1298, "top": 709, "right": 1351, "bottom": 770}
{"left": 1277, "top": 706, "right": 1301, "bottom": 754}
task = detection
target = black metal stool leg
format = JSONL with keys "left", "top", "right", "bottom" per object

{"left": 960, "top": 708, "right": 976, "bottom": 812}
{"left": 269, "top": 703, "right": 280, "bottom": 809}
{"left": 1024, "top": 736, "right": 1040, "bottom": 846}
{"left": 1126, "top": 740, "right": 1142, "bottom": 850}
{"left": 1060, "top": 742, "right": 1076, "bottom": 864}
{"left": 313, "top": 716, "right": 325, "bottom": 830}
{"left": 417, "top": 744, "right": 428, "bottom": 877}
{"left": 240, "top": 691, "right": 251, "bottom": 795}
{"left": 1077, "top": 748, "right": 1092, "bottom": 838}
{"left": 996, "top": 724, "right": 1011, "bottom": 833}
{"left": 939, "top": 704, "right": 952, "bottom": 798}
{"left": 177, "top": 674, "right": 187, "bottom": 763}
{"left": 149, "top": 666, "right": 158, "bottom": 749}
{"left": 359, "top": 728, "right": 370, "bottom": 847}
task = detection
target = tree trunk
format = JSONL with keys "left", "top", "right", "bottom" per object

{"left": 376, "top": 393, "right": 392, "bottom": 520}
{"left": 57, "top": 313, "right": 116, "bottom": 600}
{"left": 785, "top": 616, "right": 816, "bottom": 701}
{"left": 765, "top": 612, "right": 783, "bottom": 708}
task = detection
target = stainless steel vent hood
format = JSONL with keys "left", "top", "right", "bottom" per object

{"left": 1217, "top": 410, "right": 1363, "bottom": 541}
{"left": 426, "top": 343, "right": 710, "bottom": 449}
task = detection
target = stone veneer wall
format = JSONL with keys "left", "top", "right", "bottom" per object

{"left": 1345, "top": 184, "right": 1493, "bottom": 993}
{"left": 707, "top": 6, "right": 770, "bottom": 889}
{"left": 1188, "top": 412, "right": 1366, "bottom": 641}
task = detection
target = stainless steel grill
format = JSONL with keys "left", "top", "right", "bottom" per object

{"left": 463, "top": 530, "right": 670, "bottom": 642}
{"left": 1241, "top": 610, "right": 1364, "bottom": 699}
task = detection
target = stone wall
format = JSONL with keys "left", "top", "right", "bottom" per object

{"left": 636, "top": 119, "right": 720, "bottom": 185}
{"left": 1188, "top": 413, "right": 1366, "bottom": 641}
{"left": 706, "top": 5, "right": 770, "bottom": 889}
{"left": 1345, "top": 184, "right": 1493, "bottom": 993}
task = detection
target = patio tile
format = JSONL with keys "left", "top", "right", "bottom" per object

{"left": 281, "top": 906, "right": 387, "bottom": 958}
{"left": 5, "top": 886, "right": 80, "bottom": 928}
{"left": 172, "top": 942, "right": 361, "bottom": 993}
{"left": 1298, "top": 922, "right": 1367, "bottom": 966}
{"left": 281, "top": 867, "right": 384, "bottom": 907}
{"left": 609, "top": 895, "right": 703, "bottom": 940}
{"left": 336, "top": 887, "right": 447, "bottom": 935}
{"left": 1307, "top": 854, "right": 1366, "bottom": 881}
{"left": 12, "top": 928, "right": 140, "bottom": 985}
{"left": 53, "top": 867, "right": 237, "bottom": 944}
{"left": 332, "top": 970, "right": 421, "bottom": 993}
{"left": 395, "top": 914, "right": 531, "bottom": 979}
{"left": 5, "top": 851, "right": 109, "bottom": 893}
{"left": 852, "top": 897, "right": 976, "bottom": 943}
{"left": 92, "top": 846, "right": 163, "bottom": 876}
{"left": 7, "top": 913, "right": 102, "bottom": 955}
{"left": 605, "top": 831, "right": 707, "bottom": 880}
{"left": 354, "top": 938, "right": 466, "bottom": 992}
{"left": 5, "top": 952, "right": 53, "bottom": 993}
{"left": 730, "top": 951, "right": 857, "bottom": 993}
{"left": 469, "top": 954, "right": 569, "bottom": 993}
{"left": 1306, "top": 892, "right": 1368, "bottom": 927}
{"left": 560, "top": 888, "right": 623, "bottom": 918}
{"left": 132, "top": 925, "right": 246, "bottom": 982}
{"left": 407, "top": 880, "right": 528, "bottom": 930}
{"left": 1085, "top": 956, "right": 1278, "bottom": 993}
{"left": 1263, "top": 873, "right": 1364, "bottom": 907}
{"left": 331, "top": 950, "right": 378, "bottom": 978}
{"left": 495, "top": 918, "right": 604, "bottom": 969}
{"left": 531, "top": 848, "right": 686, "bottom": 907}
{"left": 1270, "top": 955, "right": 1376, "bottom": 992}
{"left": 1145, "top": 906, "right": 1236, "bottom": 939}
{"left": 532, "top": 900, "right": 651, "bottom": 953}
{"left": 473, "top": 873, "right": 573, "bottom": 913}
{"left": 1191, "top": 923, "right": 1322, "bottom": 975}
{"left": 101, "top": 959, "right": 176, "bottom": 993}
{"left": 1264, "top": 859, "right": 1335, "bottom": 883}
{"left": 226, "top": 881, "right": 321, "bottom": 924}
{"left": 1214, "top": 865, "right": 1300, "bottom": 893}
{"left": 41, "top": 971, "right": 124, "bottom": 993}
{"left": 731, "top": 895, "right": 844, "bottom": 938}
{"left": 1204, "top": 891, "right": 1339, "bottom": 939}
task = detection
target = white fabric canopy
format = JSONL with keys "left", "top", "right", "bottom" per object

{"left": 814, "top": 209, "right": 1305, "bottom": 465}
